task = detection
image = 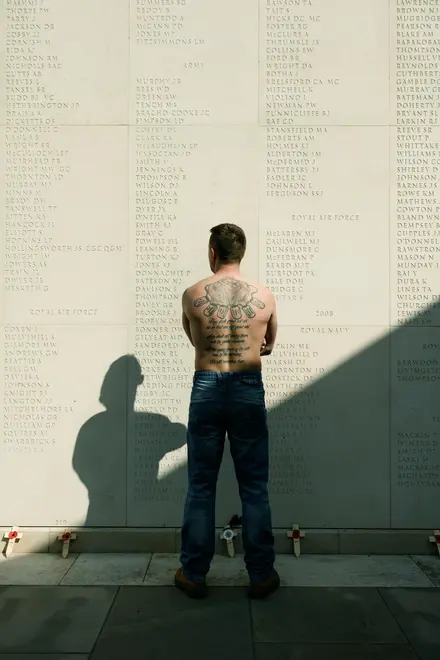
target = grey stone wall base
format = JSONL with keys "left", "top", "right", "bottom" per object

{"left": 1, "top": 528, "right": 438, "bottom": 556}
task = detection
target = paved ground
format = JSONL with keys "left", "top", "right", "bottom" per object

{"left": 0, "top": 553, "right": 438, "bottom": 659}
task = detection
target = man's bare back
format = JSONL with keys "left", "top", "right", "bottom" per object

{"left": 182, "top": 272, "right": 277, "bottom": 372}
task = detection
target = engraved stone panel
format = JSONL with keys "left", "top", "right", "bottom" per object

{"left": 388, "top": 1, "right": 440, "bottom": 528}
{"left": 130, "top": 0, "right": 258, "bottom": 126}
{"left": 3, "top": 127, "right": 129, "bottom": 325}
{"left": 259, "top": 126, "right": 389, "bottom": 326}
{"left": 129, "top": 125, "right": 259, "bottom": 309}
{"left": 264, "top": 325, "right": 390, "bottom": 527}
{"left": 390, "top": 5, "right": 440, "bottom": 327}
{"left": 390, "top": 125, "right": 440, "bottom": 328}
{"left": 391, "top": 327, "right": 440, "bottom": 528}
{"left": 390, "top": 1, "right": 440, "bottom": 129}
{"left": 260, "top": 0, "right": 389, "bottom": 127}
{"left": 0, "top": 325, "right": 128, "bottom": 526}
{"left": 2, "top": 0, "right": 129, "bottom": 126}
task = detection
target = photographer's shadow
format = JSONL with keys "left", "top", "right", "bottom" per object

{"left": 72, "top": 355, "right": 187, "bottom": 526}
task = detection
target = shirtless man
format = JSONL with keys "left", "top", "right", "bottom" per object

{"left": 174, "top": 223, "right": 280, "bottom": 599}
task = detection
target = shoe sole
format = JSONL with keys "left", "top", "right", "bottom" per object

{"left": 174, "top": 578, "right": 207, "bottom": 599}
{"left": 248, "top": 579, "right": 280, "bottom": 599}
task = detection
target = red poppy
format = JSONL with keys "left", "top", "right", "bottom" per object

{"left": 292, "top": 529, "right": 301, "bottom": 540}
{"left": 61, "top": 532, "right": 71, "bottom": 541}
{"left": 8, "top": 531, "right": 18, "bottom": 540}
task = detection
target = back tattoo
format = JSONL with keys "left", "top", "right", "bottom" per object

{"left": 192, "top": 277, "right": 265, "bottom": 366}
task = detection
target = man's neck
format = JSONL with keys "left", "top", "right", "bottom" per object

{"left": 215, "top": 263, "right": 241, "bottom": 277}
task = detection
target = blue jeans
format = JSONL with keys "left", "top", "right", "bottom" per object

{"left": 180, "top": 370, "right": 275, "bottom": 582}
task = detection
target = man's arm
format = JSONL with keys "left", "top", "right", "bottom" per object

{"left": 261, "top": 294, "right": 277, "bottom": 356}
{"left": 181, "top": 289, "right": 194, "bottom": 346}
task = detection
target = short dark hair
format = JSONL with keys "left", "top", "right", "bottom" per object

{"left": 209, "top": 223, "right": 246, "bottom": 263}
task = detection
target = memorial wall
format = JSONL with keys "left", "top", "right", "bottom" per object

{"left": 1, "top": 0, "right": 440, "bottom": 534}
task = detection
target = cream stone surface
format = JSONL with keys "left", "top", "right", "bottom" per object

{"left": 0, "top": 553, "right": 77, "bottom": 585}
{"left": 143, "top": 553, "right": 433, "bottom": 588}
{"left": 259, "top": 126, "right": 389, "bottom": 326}
{"left": 260, "top": 0, "right": 390, "bottom": 127}
{"left": 389, "top": 126, "right": 440, "bottom": 328}
{"left": 390, "top": 11, "right": 439, "bottom": 128}
{"left": 4, "top": 127, "right": 129, "bottom": 325}
{"left": 1, "top": 1, "right": 440, "bottom": 535}
{"left": 1, "top": 1, "right": 128, "bottom": 127}
{"left": 61, "top": 553, "right": 151, "bottom": 585}
{"left": 129, "top": 124, "right": 259, "bottom": 323}
{"left": 0, "top": 553, "right": 435, "bottom": 587}
{"left": 1, "top": 325, "right": 128, "bottom": 526}
{"left": 130, "top": 0, "right": 258, "bottom": 126}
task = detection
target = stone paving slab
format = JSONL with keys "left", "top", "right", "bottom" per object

{"left": 0, "top": 586, "right": 116, "bottom": 654}
{"left": 90, "top": 586, "right": 252, "bottom": 660}
{"left": 144, "top": 553, "right": 433, "bottom": 587}
{"left": 253, "top": 644, "right": 419, "bottom": 660}
{"left": 0, "top": 553, "right": 435, "bottom": 588}
{"left": 0, "top": 585, "right": 437, "bottom": 658}
{"left": 380, "top": 588, "right": 440, "bottom": 660}
{"left": 61, "top": 553, "right": 152, "bottom": 585}
{"left": 411, "top": 555, "right": 440, "bottom": 587}
{"left": 0, "top": 554, "right": 77, "bottom": 585}
{"left": 251, "top": 588, "right": 407, "bottom": 644}
{"left": 0, "top": 656, "right": 88, "bottom": 659}
{"left": 274, "top": 555, "right": 433, "bottom": 587}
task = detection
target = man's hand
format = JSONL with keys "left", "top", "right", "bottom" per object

{"left": 260, "top": 339, "right": 273, "bottom": 356}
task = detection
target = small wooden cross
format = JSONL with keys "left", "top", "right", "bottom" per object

{"left": 220, "top": 526, "right": 238, "bottom": 558}
{"left": 287, "top": 524, "right": 305, "bottom": 557}
{"left": 2, "top": 527, "right": 23, "bottom": 558}
{"left": 58, "top": 529, "right": 76, "bottom": 558}
{"left": 429, "top": 530, "right": 440, "bottom": 557}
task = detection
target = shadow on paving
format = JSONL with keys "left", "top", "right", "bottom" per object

{"left": 0, "top": 585, "right": 438, "bottom": 659}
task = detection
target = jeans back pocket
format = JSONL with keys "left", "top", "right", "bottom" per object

{"left": 191, "top": 378, "right": 217, "bottom": 402}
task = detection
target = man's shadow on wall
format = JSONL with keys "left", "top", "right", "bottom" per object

{"left": 72, "top": 355, "right": 188, "bottom": 527}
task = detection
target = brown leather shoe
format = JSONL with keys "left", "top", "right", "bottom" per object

{"left": 248, "top": 569, "right": 280, "bottom": 599}
{"left": 174, "top": 567, "right": 207, "bottom": 599}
